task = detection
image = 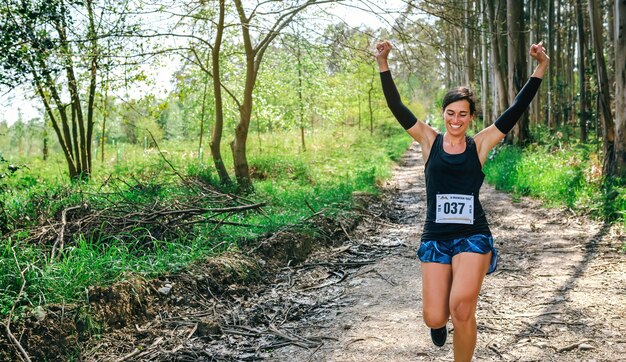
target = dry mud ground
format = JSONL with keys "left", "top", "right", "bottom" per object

{"left": 55, "top": 142, "right": 625, "bottom": 361}
{"left": 268, "top": 143, "right": 626, "bottom": 362}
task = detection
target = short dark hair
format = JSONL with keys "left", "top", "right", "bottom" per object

{"left": 442, "top": 87, "right": 476, "bottom": 115}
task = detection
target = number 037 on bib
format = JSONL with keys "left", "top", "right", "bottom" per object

{"left": 435, "top": 194, "right": 474, "bottom": 224}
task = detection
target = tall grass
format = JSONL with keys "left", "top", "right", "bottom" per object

{"left": 483, "top": 142, "right": 618, "bottom": 221}
{"left": 0, "top": 122, "right": 412, "bottom": 315}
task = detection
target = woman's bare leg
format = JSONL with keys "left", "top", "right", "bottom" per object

{"left": 449, "top": 252, "right": 491, "bottom": 362}
{"left": 421, "top": 262, "right": 453, "bottom": 329}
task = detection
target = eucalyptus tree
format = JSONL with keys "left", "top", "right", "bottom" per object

{"left": 575, "top": 0, "right": 589, "bottom": 142}
{"left": 486, "top": 0, "right": 508, "bottom": 121}
{"left": 507, "top": 0, "right": 528, "bottom": 144}
{"left": 479, "top": 0, "right": 490, "bottom": 127}
{"left": 615, "top": 0, "right": 626, "bottom": 176}
{"left": 0, "top": 0, "right": 136, "bottom": 180}
{"left": 588, "top": 0, "right": 615, "bottom": 176}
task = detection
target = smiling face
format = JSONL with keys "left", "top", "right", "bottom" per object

{"left": 443, "top": 100, "right": 473, "bottom": 136}
{"left": 441, "top": 86, "right": 476, "bottom": 137}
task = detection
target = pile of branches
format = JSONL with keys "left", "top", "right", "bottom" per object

{"left": 19, "top": 176, "right": 265, "bottom": 258}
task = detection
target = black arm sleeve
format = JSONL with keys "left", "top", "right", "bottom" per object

{"left": 380, "top": 70, "right": 418, "bottom": 130}
{"left": 494, "top": 77, "right": 543, "bottom": 134}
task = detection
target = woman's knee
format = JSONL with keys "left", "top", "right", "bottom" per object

{"left": 423, "top": 308, "right": 449, "bottom": 328}
{"left": 450, "top": 297, "right": 476, "bottom": 324}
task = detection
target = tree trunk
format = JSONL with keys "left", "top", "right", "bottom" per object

{"left": 51, "top": 0, "right": 98, "bottom": 180}
{"left": 507, "top": 0, "right": 529, "bottom": 144}
{"left": 614, "top": 0, "right": 626, "bottom": 175}
{"left": 42, "top": 117, "right": 49, "bottom": 161}
{"left": 487, "top": 0, "right": 509, "bottom": 118}
{"left": 369, "top": 66, "right": 375, "bottom": 136}
{"left": 528, "top": 0, "right": 536, "bottom": 127}
{"left": 358, "top": 94, "right": 361, "bottom": 130}
{"left": 86, "top": 0, "right": 97, "bottom": 175}
{"left": 464, "top": 0, "right": 475, "bottom": 86}
{"left": 232, "top": 0, "right": 255, "bottom": 190}
{"left": 230, "top": 0, "right": 323, "bottom": 189}
{"left": 554, "top": 0, "right": 563, "bottom": 128}
{"left": 608, "top": 0, "right": 616, "bottom": 90}
{"left": 481, "top": 0, "right": 491, "bottom": 127}
{"left": 101, "top": 70, "right": 109, "bottom": 163}
{"left": 210, "top": 0, "right": 231, "bottom": 184}
{"left": 296, "top": 30, "right": 306, "bottom": 152}
{"left": 568, "top": 5, "right": 576, "bottom": 131}
{"left": 589, "top": 0, "right": 616, "bottom": 176}
{"left": 6, "top": 0, "right": 103, "bottom": 180}
{"left": 576, "top": 0, "right": 589, "bottom": 142}
{"left": 198, "top": 73, "right": 209, "bottom": 157}
{"left": 546, "top": 0, "right": 556, "bottom": 129}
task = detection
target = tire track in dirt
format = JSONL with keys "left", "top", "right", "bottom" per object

{"left": 268, "top": 142, "right": 626, "bottom": 362}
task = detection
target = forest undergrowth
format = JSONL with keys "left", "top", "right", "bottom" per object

{"left": 0, "top": 125, "right": 411, "bottom": 321}
{"left": 484, "top": 126, "right": 626, "bottom": 234}
{"left": 0, "top": 121, "right": 625, "bottom": 359}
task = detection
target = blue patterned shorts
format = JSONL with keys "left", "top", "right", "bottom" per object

{"left": 417, "top": 234, "right": 498, "bottom": 274}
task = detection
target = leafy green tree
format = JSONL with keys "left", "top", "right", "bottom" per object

{"left": 118, "top": 95, "right": 166, "bottom": 146}
{"left": 10, "top": 117, "right": 25, "bottom": 155}
{"left": 0, "top": 120, "right": 8, "bottom": 150}
{"left": 25, "top": 116, "right": 44, "bottom": 156}
{"left": 169, "top": 70, "right": 217, "bottom": 143}
{"left": 175, "top": 0, "right": 341, "bottom": 189}
{"left": 255, "top": 31, "right": 331, "bottom": 150}
{"left": 0, "top": 0, "right": 135, "bottom": 180}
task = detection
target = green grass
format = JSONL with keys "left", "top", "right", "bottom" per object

{"left": 0, "top": 122, "right": 412, "bottom": 316}
{"left": 483, "top": 142, "right": 615, "bottom": 219}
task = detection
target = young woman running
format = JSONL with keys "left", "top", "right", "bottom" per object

{"left": 375, "top": 40, "right": 549, "bottom": 361}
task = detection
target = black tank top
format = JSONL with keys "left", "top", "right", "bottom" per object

{"left": 422, "top": 134, "right": 491, "bottom": 241}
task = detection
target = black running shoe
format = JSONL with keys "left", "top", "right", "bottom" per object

{"left": 430, "top": 326, "right": 447, "bottom": 347}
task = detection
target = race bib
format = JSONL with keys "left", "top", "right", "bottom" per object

{"left": 436, "top": 194, "right": 474, "bottom": 224}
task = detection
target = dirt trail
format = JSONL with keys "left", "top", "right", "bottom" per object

{"left": 268, "top": 142, "right": 626, "bottom": 362}
{"left": 76, "top": 143, "right": 626, "bottom": 362}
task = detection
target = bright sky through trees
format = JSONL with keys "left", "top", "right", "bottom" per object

{"left": 0, "top": 0, "right": 404, "bottom": 126}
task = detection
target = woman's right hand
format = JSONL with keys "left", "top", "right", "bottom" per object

{"left": 375, "top": 40, "right": 392, "bottom": 71}
{"left": 529, "top": 41, "right": 549, "bottom": 78}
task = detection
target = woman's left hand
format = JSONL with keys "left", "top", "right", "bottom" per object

{"left": 529, "top": 41, "right": 550, "bottom": 65}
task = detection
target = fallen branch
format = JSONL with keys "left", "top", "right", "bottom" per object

{"left": 356, "top": 268, "right": 396, "bottom": 286}
{"left": 3, "top": 247, "right": 31, "bottom": 362}
{"left": 482, "top": 311, "right": 562, "bottom": 320}
{"left": 151, "top": 202, "right": 267, "bottom": 217}
{"left": 116, "top": 337, "right": 164, "bottom": 362}
{"left": 300, "top": 270, "right": 347, "bottom": 291}
{"left": 345, "top": 336, "right": 384, "bottom": 347}
{"left": 50, "top": 204, "right": 84, "bottom": 262}
{"left": 304, "top": 199, "right": 317, "bottom": 214}
{"left": 268, "top": 324, "right": 320, "bottom": 349}
{"left": 21, "top": 187, "right": 266, "bottom": 248}
{"left": 337, "top": 220, "right": 352, "bottom": 242}
{"left": 186, "top": 323, "right": 198, "bottom": 339}
{"left": 557, "top": 339, "right": 593, "bottom": 353}
{"left": 115, "top": 348, "right": 141, "bottom": 362}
